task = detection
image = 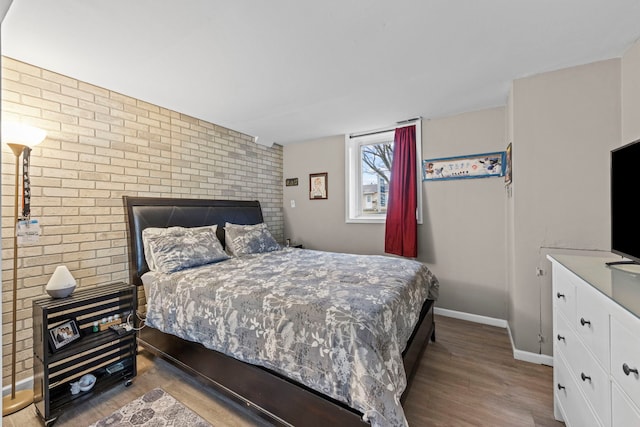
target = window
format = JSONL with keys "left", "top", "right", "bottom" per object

{"left": 345, "top": 121, "right": 423, "bottom": 223}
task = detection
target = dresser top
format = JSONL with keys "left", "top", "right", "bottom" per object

{"left": 547, "top": 253, "right": 640, "bottom": 318}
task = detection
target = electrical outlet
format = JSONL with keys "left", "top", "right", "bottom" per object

{"left": 290, "top": 200, "right": 296, "bottom": 208}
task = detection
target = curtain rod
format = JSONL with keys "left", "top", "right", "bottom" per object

{"left": 349, "top": 117, "right": 421, "bottom": 139}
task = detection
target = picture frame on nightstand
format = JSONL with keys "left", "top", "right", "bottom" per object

{"left": 48, "top": 318, "right": 81, "bottom": 352}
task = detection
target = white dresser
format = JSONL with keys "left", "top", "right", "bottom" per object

{"left": 548, "top": 254, "right": 640, "bottom": 427}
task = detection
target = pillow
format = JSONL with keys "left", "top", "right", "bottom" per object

{"left": 142, "top": 225, "right": 221, "bottom": 271}
{"left": 224, "top": 222, "right": 281, "bottom": 256}
{"left": 147, "top": 227, "right": 229, "bottom": 273}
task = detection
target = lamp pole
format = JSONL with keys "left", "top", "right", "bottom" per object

{"left": 2, "top": 123, "right": 46, "bottom": 416}
{"left": 2, "top": 143, "right": 34, "bottom": 415}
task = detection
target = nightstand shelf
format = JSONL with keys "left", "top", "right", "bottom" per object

{"left": 33, "top": 282, "right": 137, "bottom": 426}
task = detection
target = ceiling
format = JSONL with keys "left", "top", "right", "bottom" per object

{"left": 3, "top": 1, "right": 640, "bottom": 147}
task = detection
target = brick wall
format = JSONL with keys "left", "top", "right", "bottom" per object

{"left": 1, "top": 56, "right": 284, "bottom": 385}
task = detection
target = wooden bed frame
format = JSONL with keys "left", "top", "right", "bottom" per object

{"left": 123, "top": 196, "right": 436, "bottom": 426}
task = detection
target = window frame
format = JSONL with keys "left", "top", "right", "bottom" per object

{"left": 345, "top": 120, "right": 423, "bottom": 224}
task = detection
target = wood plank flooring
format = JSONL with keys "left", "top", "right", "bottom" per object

{"left": 403, "top": 316, "right": 563, "bottom": 427}
{"left": 4, "top": 315, "right": 563, "bottom": 426}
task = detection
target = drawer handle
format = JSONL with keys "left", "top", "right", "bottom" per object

{"left": 557, "top": 383, "right": 566, "bottom": 391}
{"left": 556, "top": 292, "right": 565, "bottom": 299}
{"left": 556, "top": 334, "right": 565, "bottom": 342}
{"left": 580, "top": 318, "right": 591, "bottom": 327}
{"left": 623, "top": 363, "right": 639, "bottom": 376}
{"left": 581, "top": 373, "right": 591, "bottom": 382}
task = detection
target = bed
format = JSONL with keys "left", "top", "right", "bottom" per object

{"left": 124, "top": 196, "right": 438, "bottom": 426}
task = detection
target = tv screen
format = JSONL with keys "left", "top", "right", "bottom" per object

{"left": 611, "top": 139, "right": 640, "bottom": 264}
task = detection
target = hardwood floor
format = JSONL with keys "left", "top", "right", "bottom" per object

{"left": 4, "top": 315, "right": 563, "bottom": 426}
{"left": 403, "top": 316, "right": 563, "bottom": 427}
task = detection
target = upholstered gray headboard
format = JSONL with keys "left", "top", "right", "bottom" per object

{"left": 123, "top": 196, "right": 264, "bottom": 286}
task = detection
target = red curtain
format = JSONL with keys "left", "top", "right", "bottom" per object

{"left": 384, "top": 125, "right": 417, "bottom": 257}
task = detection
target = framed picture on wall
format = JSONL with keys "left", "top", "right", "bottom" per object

{"left": 309, "top": 172, "right": 328, "bottom": 199}
{"left": 422, "top": 151, "right": 506, "bottom": 181}
{"left": 505, "top": 143, "right": 512, "bottom": 185}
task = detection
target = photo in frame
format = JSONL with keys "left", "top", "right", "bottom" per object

{"left": 505, "top": 143, "right": 512, "bottom": 185}
{"left": 48, "top": 318, "right": 81, "bottom": 352}
{"left": 309, "top": 172, "right": 328, "bottom": 199}
{"left": 422, "top": 151, "right": 506, "bottom": 181}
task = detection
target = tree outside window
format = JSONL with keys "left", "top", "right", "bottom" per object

{"left": 345, "top": 121, "right": 422, "bottom": 224}
{"left": 361, "top": 142, "right": 392, "bottom": 215}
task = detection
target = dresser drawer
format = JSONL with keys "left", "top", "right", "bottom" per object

{"left": 575, "top": 280, "right": 610, "bottom": 369}
{"left": 553, "top": 264, "right": 577, "bottom": 323}
{"left": 555, "top": 311, "right": 579, "bottom": 364}
{"left": 555, "top": 353, "right": 603, "bottom": 427}
{"left": 612, "top": 381, "right": 640, "bottom": 427}
{"left": 611, "top": 315, "right": 640, "bottom": 409}
{"left": 568, "top": 333, "right": 611, "bottom": 427}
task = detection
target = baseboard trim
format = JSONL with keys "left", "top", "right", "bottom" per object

{"left": 2, "top": 376, "right": 34, "bottom": 397}
{"left": 434, "top": 307, "right": 508, "bottom": 328}
{"left": 512, "top": 345, "right": 554, "bottom": 366}
{"left": 434, "top": 307, "right": 553, "bottom": 366}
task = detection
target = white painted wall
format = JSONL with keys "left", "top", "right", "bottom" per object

{"left": 421, "top": 108, "right": 508, "bottom": 319}
{"left": 510, "top": 58, "right": 621, "bottom": 354}
{"left": 283, "top": 135, "right": 385, "bottom": 254}
{"left": 622, "top": 40, "right": 640, "bottom": 143}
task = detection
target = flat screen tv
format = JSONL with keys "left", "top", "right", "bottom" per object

{"left": 611, "top": 138, "right": 640, "bottom": 265}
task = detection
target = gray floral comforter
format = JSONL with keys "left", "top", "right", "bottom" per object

{"left": 142, "top": 248, "right": 439, "bottom": 426}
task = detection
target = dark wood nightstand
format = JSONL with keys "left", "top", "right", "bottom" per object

{"left": 32, "top": 282, "right": 137, "bottom": 426}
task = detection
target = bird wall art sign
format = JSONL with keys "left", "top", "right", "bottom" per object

{"left": 423, "top": 151, "right": 506, "bottom": 181}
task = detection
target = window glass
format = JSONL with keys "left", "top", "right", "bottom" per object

{"left": 361, "top": 141, "right": 392, "bottom": 216}
{"left": 345, "top": 121, "right": 422, "bottom": 224}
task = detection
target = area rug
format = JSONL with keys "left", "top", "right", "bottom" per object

{"left": 88, "top": 388, "right": 212, "bottom": 427}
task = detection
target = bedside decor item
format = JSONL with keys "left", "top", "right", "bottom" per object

{"left": 2, "top": 121, "right": 46, "bottom": 416}
{"left": 46, "top": 265, "right": 77, "bottom": 298}
{"left": 78, "top": 374, "right": 97, "bottom": 392}
{"left": 309, "top": 172, "right": 328, "bottom": 199}
{"left": 70, "top": 381, "right": 81, "bottom": 395}
{"left": 48, "top": 318, "right": 81, "bottom": 351}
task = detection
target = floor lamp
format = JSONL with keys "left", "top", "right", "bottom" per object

{"left": 2, "top": 122, "right": 46, "bottom": 416}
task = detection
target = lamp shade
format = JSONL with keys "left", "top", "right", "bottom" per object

{"left": 2, "top": 122, "right": 46, "bottom": 148}
{"left": 46, "top": 266, "right": 76, "bottom": 298}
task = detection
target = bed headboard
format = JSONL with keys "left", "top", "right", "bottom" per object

{"left": 123, "top": 196, "right": 264, "bottom": 286}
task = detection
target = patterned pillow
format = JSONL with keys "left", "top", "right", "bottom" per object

{"left": 143, "top": 225, "right": 227, "bottom": 273}
{"left": 224, "top": 222, "right": 281, "bottom": 256}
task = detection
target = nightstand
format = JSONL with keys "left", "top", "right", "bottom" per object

{"left": 32, "top": 282, "right": 137, "bottom": 426}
